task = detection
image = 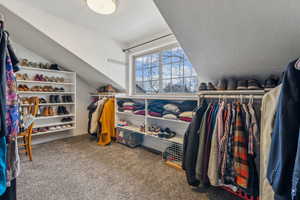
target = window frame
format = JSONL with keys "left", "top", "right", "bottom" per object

{"left": 129, "top": 43, "right": 198, "bottom": 95}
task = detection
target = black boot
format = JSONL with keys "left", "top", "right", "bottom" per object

{"left": 67, "top": 96, "right": 73, "bottom": 102}
{"left": 55, "top": 95, "right": 60, "bottom": 103}
{"left": 50, "top": 95, "right": 54, "bottom": 103}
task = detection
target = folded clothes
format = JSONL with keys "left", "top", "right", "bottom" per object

{"left": 163, "top": 110, "right": 180, "bottom": 116}
{"left": 123, "top": 102, "right": 135, "bottom": 106}
{"left": 148, "top": 111, "right": 162, "bottom": 117}
{"left": 179, "top": 111, "right": 194, "bottom": 118}
{"left": 163, "top": 114, "right": 178, "bottom": 120}
{"left": 124, "top": 110, "right": 133, "bottom": 113}
{"left": 134, "top": 110, "right": 145, "bottom": 115}
{"left": 179, "top": 117, "right": 192, "bottom": 122}
{"left": 164, "top": 104, "right": 180, "bottom": 113}
{"left": 123, "top": 105, "right": 135, "bottom": 110}
{"left": 178, "top": 101, "right": 197, "bottom": 112}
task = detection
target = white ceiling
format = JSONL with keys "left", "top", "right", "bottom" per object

{"left": 154, "top": 0, "right": 300, "bottom": 81}
{"left": 25, "top": 0, "right": 171, "bottom": 47}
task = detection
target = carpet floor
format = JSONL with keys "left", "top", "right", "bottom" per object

{"left": 17, "top": 135, "right": 242, "bottom": 200}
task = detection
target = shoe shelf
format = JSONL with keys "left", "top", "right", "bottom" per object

{"left": 32, "top": 127, "right": 75, "bottom": 137}
{"left": 35, "top": 114, "right": 75, "bottom": 120}
{"left": 20, "top": 66, "right": 74, "bottom": 74}
{"left": 18, "top": 66, "right": 77, "bottom": 142}
{"left": 34, "top": 121, "right": 75, "bottom": 128}
{"left": 21, "top": 102, "right": 75, "bottom": 107}
{"left": 198, "top": 90, "right": 266, "bottom": 95}
{"left": 116, "top": 125, "right": 184, "bottom": 144}
{"left": 17, "top": 80, "right": 74, "bottom": 85}
{"left": 147, "top": 115, "right": 190, "bottom": 125}
{"left": 18, "top": 91, "right": 75, "bottom": 94}
{"left": 116, "top": 111, "right": 144, "bottom": 117}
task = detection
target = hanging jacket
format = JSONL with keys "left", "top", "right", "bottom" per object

{"left": 267, "top": 59, "right": 300, "bottom": 200}
{"left": 182, "top": 101, "right": 208, "bottom": 186}
{"left": 87, "top": 101, "right": 97, "bottom": 136}
{"left": 0, "top": 29, "right": 7, "bottom": 138}
{"left": 260, "top": 85, "right": 281, "bottom": 200}
{"left": 98, "top": 98, "right": 116, "bottom": 146}
{"left": 89, "top": 98, "right": 107, "bottom": 135}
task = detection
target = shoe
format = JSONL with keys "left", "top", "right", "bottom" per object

{"left": 18, "top": 85, "right": 25, "bottom": 91}
{"left": 39, "top": 98, "right": 47, "bottom": 104}
{"left": 16, "top": 74, "right": 23, "bottom": 80}
{"left": 55, "top": 95, "right": 60, "bottom": 103}
{"left": 227, "top": 78, "right": 237, "bottom": 90}
{"left": 59, "top": 87, "right": 65, "bottom": 92}
{"left": 216, "top": 79, "right": 227, "bottom": 90}
{"left": 62, "top": 106, "right": 69, "bottom": 115}
{"left": 48, "top": 107, "right": 54, "bottom": 116}
{"left": 67, "top": 96, "right": 73, "bottom": 102}
{"left": 264, "top": 75, "right": 279, "bottom": 89}
{"left": 207, "top": 82, "right": 216, "bottom": 90}
{"left": 49, "top": 95, "right": 55, "bottom": 103}
{"left": 49, "top": 127, "right": 56, "bottom": 131}
{"left": 42, "top": 107, "right": 49, "bottom": 117}
{"left": 237, "top": 80, "right": 248, "bottom": 90}
{"left": 198, "top": 83, "right": 207, "bottom": 91}
{"left": 23, "top": 74, "right": 30, "bottom": 81}
{"left": 247, "top": 79, "right": 261, "bottom": 90}
{"left": 23, "top": 85, "right": 30, "bottom": 91}
{"left": 20, "top": 59, "right": 28, "bottom": 67}
{"left": 50, "top": 64, "right": 60, "bottom": 71}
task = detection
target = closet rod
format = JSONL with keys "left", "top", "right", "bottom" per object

{"left": 200, "top": 95, "right": 263, "bottom": 99}
{"left": 122, "top": 33, "right": 174, "bottom": 52}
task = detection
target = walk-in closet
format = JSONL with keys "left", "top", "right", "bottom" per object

{"left": 0, "top": 0, "right": 299, "bottom": 200}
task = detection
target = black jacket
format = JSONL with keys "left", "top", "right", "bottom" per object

{"left": 0, "top": 29, "right": 7, "bottom": 137}
{"left": 182, "top": 101, "right": 208, "bottom": 186}
{"left": 267, "top": 59, "right": 300, "bottom": 200}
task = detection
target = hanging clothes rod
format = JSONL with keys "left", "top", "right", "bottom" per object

{"left": 122, "top": 33, "right": 174, "bottom": 52}
{"left": 200, "top": 95, "right": 263, "bottom": 99}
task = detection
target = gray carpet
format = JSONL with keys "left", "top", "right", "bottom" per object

{"left": 17, "top": 135, "right": 242, "bottom": 200}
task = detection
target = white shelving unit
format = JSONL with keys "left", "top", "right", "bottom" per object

{"left": 115, "top": 94, "right": 198, "bottom": 147}
{"left": 17, "top": 66, "right": 76, "bottom": 140}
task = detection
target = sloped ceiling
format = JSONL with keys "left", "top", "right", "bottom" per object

{"left": 0, "top": 5, "right": 118, "bottom": 89}
{"left": 154, "top": 0, "right": 300, "bottom": 81}
{"left": 24, "top": 0, "right": 171, "bottom": 47}
{"left": 0, "top": 0, "right": 171, "bottom": 91}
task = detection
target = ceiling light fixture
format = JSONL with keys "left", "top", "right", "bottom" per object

{"left": 87, "top": 0, "right": 117, "bottom": 15}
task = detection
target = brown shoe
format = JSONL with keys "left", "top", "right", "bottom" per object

{"left": 42, "top": 107, "right": 49, "bottom": 116}
{"left": 18, "top": 84, "right": 24, "bottom": 91}
{"left": 48, "top": 107, "right": 54, "bottom": 116}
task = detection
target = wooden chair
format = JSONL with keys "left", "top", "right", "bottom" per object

{"left": 19, "top": 97, "right": 39, "bottom": 161}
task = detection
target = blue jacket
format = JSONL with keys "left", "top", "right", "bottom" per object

{"left": 267, "top": 59, "right": 300, "bottom": 200}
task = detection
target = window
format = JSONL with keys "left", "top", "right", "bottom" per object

{"left": 134, "top": 46, "right": 198, "bottom": 94}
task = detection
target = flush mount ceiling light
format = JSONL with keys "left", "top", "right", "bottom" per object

{"left": 87, "top": 0, "right": 117, "bottom": 15}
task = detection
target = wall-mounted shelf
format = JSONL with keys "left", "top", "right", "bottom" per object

{"left": 21, "top": 103, "right": 75, "bottom": 107}
{"left": 20, "top": 66, "right": 74, "bottom": 74}
{"left": 17, "top": 80, "right": 74, "bottom": 85}
{"left": 18, "top": 91, "right": 75, "bottom": 94}
{"left": 18, "top": 66, "right": 76, "bottom": 142}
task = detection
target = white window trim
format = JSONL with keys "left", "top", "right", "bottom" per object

{"left": 128, "top": 42, "right": 178, "bottom": 95}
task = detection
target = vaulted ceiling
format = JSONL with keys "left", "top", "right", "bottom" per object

{"left": 154, "top": 0, "right": 300, "bottom": 81}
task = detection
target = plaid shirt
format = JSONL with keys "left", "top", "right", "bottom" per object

{"left": 233, "top": 104, "right": 249, "bottom": 189}
{"left": 219, "top": 104, "right": 232, "bottom": 182}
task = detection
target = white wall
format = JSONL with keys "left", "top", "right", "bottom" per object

{"left": 13, "top": 42, "right": 93, "bottom": 136}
